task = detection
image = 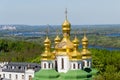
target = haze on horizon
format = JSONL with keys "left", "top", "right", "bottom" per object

{"left": 0, "top": 0, "right": 120, "bottom": 25}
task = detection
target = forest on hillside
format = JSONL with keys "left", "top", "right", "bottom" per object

{"left": 0, "top": 39, "right": 120, "bottom": 80}
{"left": 0, "top": 39, "right": 43, "bottom": 62}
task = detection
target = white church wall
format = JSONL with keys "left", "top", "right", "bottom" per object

{"left": 56, "top": 55, "right": 70, "bottom": 73}
{"left": 70, "top": 61, "right": 82, "bottom": 70}
{"left": 41, "top": 60, "right": 54, "bottom": 69}
{"left": 70, "top": 62, "right": 78, "bottom": 70}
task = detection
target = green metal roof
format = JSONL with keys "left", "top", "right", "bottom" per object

{"left": 60, "top": 70, "right": 91, "bottom": 79}
{"left": 33, "top": 69, "right": 59, "bottom": 80}
{"left": 33, "top": 68, "right": 98, "bottom": 80}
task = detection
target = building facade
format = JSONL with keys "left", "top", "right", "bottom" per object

{"left": 0, "top": 62, "right": 40, "bottom": 80}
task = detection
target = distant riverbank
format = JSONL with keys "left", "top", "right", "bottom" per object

{"left": 79, "top": 45, "right": 120, "bottom": 51}
{"left": 106, "top": 33, "right": 120, "bottom": 37}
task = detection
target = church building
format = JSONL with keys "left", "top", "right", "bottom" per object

{"left": 33, "top": 9, "right": 97, "bottom": 80}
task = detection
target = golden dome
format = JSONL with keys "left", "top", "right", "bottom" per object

{"left": 81, "top": 32, "right": 91, "bottom": 59}
{"left": 69, "top": 36, "right": 82, "bottom": 61}
{"left": 54, "top": 9, "right": 73, "bottom": 56}
{"left": 41, "top": 37, "right": 55, "bottom": 60}
{"left": 44, "top": 36, "right": 50, "bottom": 44}
{"left": 62, "top": 9, "right": 71, "bottom": 36}
{"left": 62, "top": 19, "right": 71, "bottom": 28}
{"left": 72, "top": 36, "right": 79, "bottom": 45}
{"left": 54, "top": 35, "right": 61, "bottom": 44}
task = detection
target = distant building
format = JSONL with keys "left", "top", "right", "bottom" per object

{"left": 0, "top": 62, "right": 40, "bottom": 80}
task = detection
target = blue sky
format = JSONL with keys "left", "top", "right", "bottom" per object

{"left": 0, "top": 0, "right": 120, "bottom": 25}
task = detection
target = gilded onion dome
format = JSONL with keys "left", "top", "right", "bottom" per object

{"left": 52, "top": 35, "right": 61, "bottom": 55}
{"left": 41, "top": 37, "right": 54, "bottom": 60}
{"left": 69, "top": 36, "right": 82, "bottom": 61}
{"left": 81, "top": 32, "right": 91, "bottom": 59}
{"left": 55, "top": 9, "right": 74, "bottom": 55}
{"left": 62, "top": 8, "right": 71, "bottom": 36}
{"left": 54, "top": 35, "right": 61, "bottom": 45}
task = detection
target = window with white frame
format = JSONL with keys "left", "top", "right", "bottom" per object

{"left": 3, "top": 74, "right": 5, "bottom": 78}
{"left": 22, "top": 75, "right": 24, "bottom": 79}
{"left": 44, "top": 63, "right": 46, "bottom": 68}
{"left": 9, "top": 74, "right": 11, "bottom": 79}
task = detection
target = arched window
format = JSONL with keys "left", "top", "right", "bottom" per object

{"left": 22, "top": 75, "right": 24, "bottom": 79}
{"left": 55, "top": 60, "right": 57, "bottom": 71}
{"left": 83, "top": 61, "right": 85, "bottom": 67}
{"left": 78, "top": 64, "right": 80, "bottom": 69}
{"left": 87, "top": 61, "right": 89, "bottom": 66}
{"left": 16, "top": 74, "right": 18, "bottom": 79}
{"left": 48, "top": 63, "right": 51, "bottom": 68}
{"left": 73, "top": 64, "right": 75, "bottom": 69}
{"left": 52, "top": 63, "right": 53, "bottom": 68}
{"left": 61, "top": 58, "right": 64, "bottom": 69}
{"left": 9, "top": 74, "right": 11, "bottom": 79}
{"left": 3, "top": 74, "right": 5, "bottom": 78}
{"left": 44, "top": 63, "right": 46, "bottom": 68}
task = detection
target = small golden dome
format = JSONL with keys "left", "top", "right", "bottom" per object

{"left": 54, "top": 35, "right": 61, "bottom": 44}
{"left": 41, "top": 37, "right": 55, "bottom": 60}
{"left": 44, "top": 37, "right": 50, "bottom": 43}
{"left": 72, "top": 36, "right": 79, "bottom": 45}
{"left": 69, "top": 36, "right": 82, "bottom": 61}
{"left": 82, "top": 35, "right": 88, "bottom": 42}
{"left": 81, "top": 32, "right": 91, "bottom": 59}
{"left": 55, "top": 35, "right": 60, "bottom": 41}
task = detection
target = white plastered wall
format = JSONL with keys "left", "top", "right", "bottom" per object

{"left": 56, "top": 55, "right": 70, "bottom": 73}
{"left": 41, "top": 60, "right": 54, "bottom": 69}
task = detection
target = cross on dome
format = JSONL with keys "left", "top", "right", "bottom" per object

{"left": 65, "top": 8, "right": 68, "bottom": 20}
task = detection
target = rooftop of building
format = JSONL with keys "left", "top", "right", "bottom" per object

{"left": 2, "top": 62, "right": 41, "bottom": 73}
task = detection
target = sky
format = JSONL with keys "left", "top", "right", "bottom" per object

{"left": 0, "top": 0, "right": 120, "bottom": 25}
